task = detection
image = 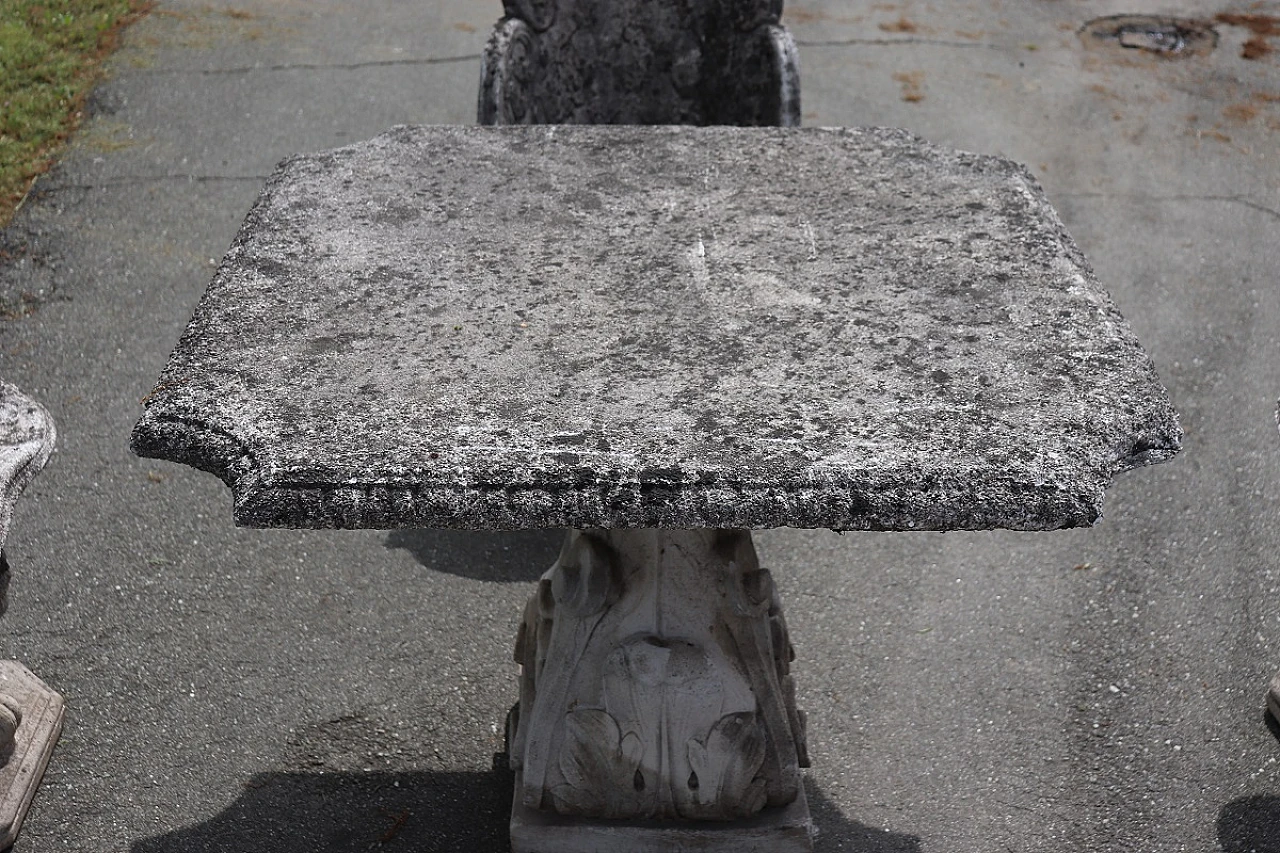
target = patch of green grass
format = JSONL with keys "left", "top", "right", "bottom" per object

{"left": 0, "top": 0, "right": 152, "bottom": 227}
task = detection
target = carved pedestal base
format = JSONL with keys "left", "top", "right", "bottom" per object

{"left": 0, "top": 660, "right": 63, "bottom": 849}
{"left": 511, "top": 768, "right": 814, "bottom": 853}
{"left": 508, "top": 529, "right": 812, "bottom": 852}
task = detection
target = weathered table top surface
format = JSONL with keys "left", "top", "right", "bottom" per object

{"left": 131, "top": 125, "right": 1179, "bottom": 531}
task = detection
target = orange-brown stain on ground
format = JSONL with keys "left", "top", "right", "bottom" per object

{"left": 893, "top": 71, "right": 925, "bottom": 102}
{"left": 1215, "top": 12, "right": 1280, "bottom": 59}
{"left": 783, "top": 6, "right": 864, "bottom": 25}
{"left": 879, "top": 16, "right": 918, "bottom": 33}
{"left": 1088, "top": 83, "right": 1123, "bottom": 101}
{"left": 1222, "top": 90, "right": 1280, "bottom": 123}
{"left": 782, "top": 7, "right": 824, "bottom": 24}
{"left": 1223, "top": 102, "right": 1261, "bottom": 122}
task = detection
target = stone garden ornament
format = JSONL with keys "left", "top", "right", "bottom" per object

{"left": 479, "top": 0, "right": 801, "bottom": 127}
{"left": 0, "top": 382, "right": 65, "bottom": 848}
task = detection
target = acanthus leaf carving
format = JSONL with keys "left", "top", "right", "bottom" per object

{"left": 680, "top": 711, "right": 769, "bottom": 820}
{"left": 512, "top": 530, "right": 808, "bottom": 823}
{"left": 551, "top": 708, "right": 646, "bottom": 819}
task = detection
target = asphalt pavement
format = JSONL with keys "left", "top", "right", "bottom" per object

{"left": 0, "top": 1, "right": 1278, "bottom": 851}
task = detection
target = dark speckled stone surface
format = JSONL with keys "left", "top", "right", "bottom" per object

{"left": 131, "top": 125, "right": 1180, "bottom": 531}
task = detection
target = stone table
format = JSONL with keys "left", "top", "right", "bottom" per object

{"left": 132, "top": 125, "right": 1180, "bottom": 852}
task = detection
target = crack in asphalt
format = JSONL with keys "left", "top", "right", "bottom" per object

{"left": 1058, "top": 193, "right": 1280, "bottom": 223}
{"left": 35, "top": 175, "right": 270, "bottom": 192}
{"left": 1234, "top": 197, "right": 1280, "bottom": 222}
{"left": 136, "top": 54, "right": 483, "bottom": 75}
{"left": 795, "top": 37, "right": 1002, "bottom": 50}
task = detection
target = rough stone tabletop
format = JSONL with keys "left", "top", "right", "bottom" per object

{"left": 131, "top": 125, "right": 1180, "bottom": 532}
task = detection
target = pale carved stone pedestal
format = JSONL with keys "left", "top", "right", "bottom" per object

{"left": 507, "top": 529, "right": 812, "bottom": 852}
{"left": 0, "top": 662, "right": 63, "bottom": 850}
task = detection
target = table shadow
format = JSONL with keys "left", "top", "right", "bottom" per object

{"left": 131, "top": 763, "right": 919, "bottom": 853}
{"left": 1266, "top": 708, "right": 1280, "bottom": 745}
{"left": 383, "top": 529, "right": 562, "bottom": 582}
{"left": 1219, "top": 795, "right": 1280, "bottom": 853}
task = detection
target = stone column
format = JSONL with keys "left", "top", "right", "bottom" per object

{"left": 507, "top": 528, "right": 813, "bottom": 852}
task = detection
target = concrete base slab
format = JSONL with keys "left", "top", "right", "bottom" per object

{"left": 510, "top": 769, "right": 814, "bottom": 853}
{"left": 0, "top": 661, "right": 64, "bottom": 850}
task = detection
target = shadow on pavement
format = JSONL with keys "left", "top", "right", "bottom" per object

{"left": 384, "top": 529, "right": 562, "bottom": 582}
{"left": 805, "top": 777, "right": 922, "bottom": 853}
{"left": 1218, "top": 795, "right": 1280, "bottom": 853}
{"left": 131, "top": 765, "right": 920, "bottom": 853}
